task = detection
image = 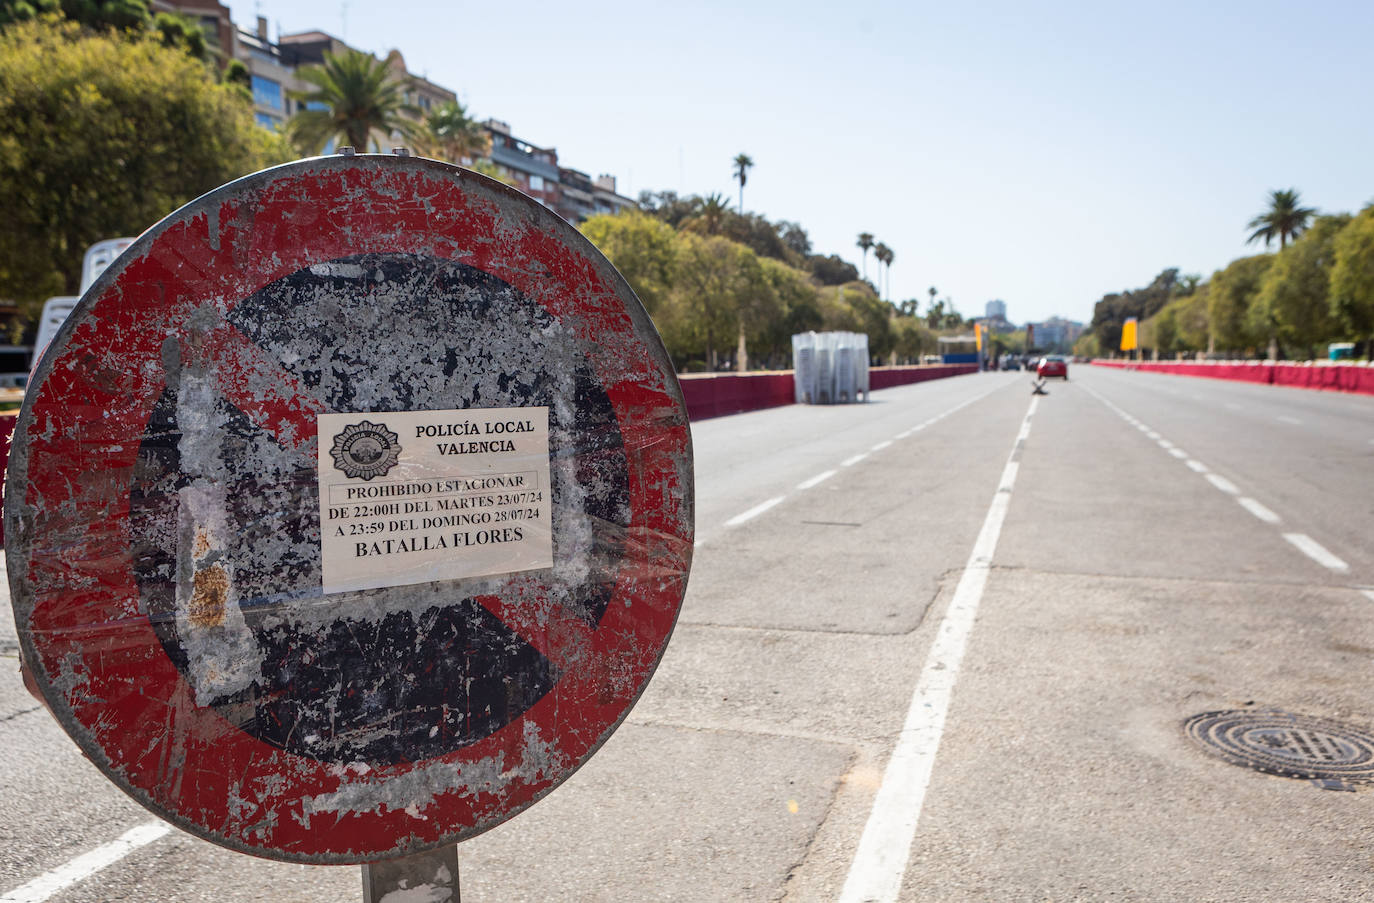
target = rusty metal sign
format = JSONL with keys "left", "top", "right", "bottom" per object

{"left": 5, "top": 154, "right": 694, "bottom": 863}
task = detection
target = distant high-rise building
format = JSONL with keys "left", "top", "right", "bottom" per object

{"left": 985, "top": 299, "right": 1006, "bottom": 319}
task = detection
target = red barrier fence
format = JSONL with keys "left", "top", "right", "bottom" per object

{"left": 679, "top": 364, "right": 977, "bottom": 420}
{"left": 1092, "top": 359, "right": 1374, "bottom": 396}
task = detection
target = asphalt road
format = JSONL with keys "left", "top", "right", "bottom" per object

{"left": 3, "top": 364, "right": 1372, "bottom": 901}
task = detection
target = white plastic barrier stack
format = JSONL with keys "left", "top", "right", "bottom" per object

{"left": 792, "top": 331, "right": 869, "bottom": 404}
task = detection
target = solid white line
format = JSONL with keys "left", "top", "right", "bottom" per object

{"left": 1237, "top": 497, "right": 1280, "bottom": 524}
{"left": 0, "top": 822, "right": 170, "bottom": 903}
{"left": 1205, "top": 474, "right": 1240, "bottom": 495}
{"left": 724, "top": 496, "right": 785, "bottom": 527}
{"left": 1168, "top": 448, "right": 1188, "bottom": 459}
{"left": 797, "top": 470, "right": 837, "bottom": 490}
{"left": 872, "top": 440, "right": 892, "bottom": 452}
{"left": 1186, "top": 460, "right": 1209, "bottom": 473}
{"left": 1283, "top": 533, "right": 1349, "bottom": 572}
{"left": 895, "top": 429, "right": 915, "bottom": 439}
{"left": 839, "top": 396, "right": 1034, "bottom": 903}
{"left": 841, "top": 453, "right": 869, "bottom": 467}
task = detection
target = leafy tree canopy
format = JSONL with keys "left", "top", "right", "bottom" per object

{"left": 1330, "top": 204, "right": 1374, "bottom": 351}
{"left": 0, "top": 18, "right": 293, "bottom": 332}
{"left": 1089, "top": 268, "right": 1179, "bottom": 352}
{"left": 1250, "top": 214, "right": 1350, "bottom": 357}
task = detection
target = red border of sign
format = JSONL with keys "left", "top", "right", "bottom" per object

{"left": 9, "top": 156, "right": 692, "bottom": 862}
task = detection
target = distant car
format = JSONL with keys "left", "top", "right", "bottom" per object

{"left": 1001, "top": 357, "right": 1021, "bottom": 371}
{"left": 1037, "top": 354, "right": 1068, "bottom": 379}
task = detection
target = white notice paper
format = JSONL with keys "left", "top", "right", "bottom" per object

{"left": 317, "top": 407, "right": 553, "bottom": 594}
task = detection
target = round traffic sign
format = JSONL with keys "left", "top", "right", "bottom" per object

{"left": 6, "top": 154, "right": 693, "bottom": 863}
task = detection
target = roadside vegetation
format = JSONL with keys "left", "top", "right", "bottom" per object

{"left": 1078, "top": 190, "right": 1374, "bottom": 361}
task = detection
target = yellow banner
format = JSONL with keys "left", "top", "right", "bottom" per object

{"left": 1120, "top": 317, "right": 1138, "bottom": 351}
{"left": 974, "top": 322, "right": 983, "bottom": 351}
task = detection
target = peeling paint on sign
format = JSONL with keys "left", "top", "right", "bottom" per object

{"left": 5, "top": 154, "right": 693, "bottom": 864}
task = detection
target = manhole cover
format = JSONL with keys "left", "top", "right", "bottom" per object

{"left": 1185, "top": 709, "right": 1374, "bottom": 784}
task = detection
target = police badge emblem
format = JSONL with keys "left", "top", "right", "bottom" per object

{"left": 329, "top": 420, "right": 402, "bottom": 480}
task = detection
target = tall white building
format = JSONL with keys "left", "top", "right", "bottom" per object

{"left": 985, "top": 299, "right": 1007, "bottom": 319}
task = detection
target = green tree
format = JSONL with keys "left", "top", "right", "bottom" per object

{"left": 0, "top": 18, "right": 291, "bottom": 329}
{"left": 579, "top": 211, "right": 680, "bottom": 315}
{"left": 856, "top": 232, "right": 874, "bottom": 279}
{"left": 1207, "top": 255, "right": 1272, "bottom": 353}
{"left": 1, "top": 0, "right": 148, "bottom": 29}
{"left": 1246, "top": 188, "right": 1316, "bottom": 250}
{"left": 424, "top": 100, "right": 489, "bottom": 165}
{"left": 684, "top": 193, "right": 732, "bottom": 237}
{"left": 288, "top": 48, "right": 419, "bottom": 154}
{"left": 1250, "top": 214, "right": 1350, "bottom": 358}
{"left": 1330, "top": 204, "right": 1374, "bottom": 354}
{"left": 732, "top": 152, "right": 753, "bottom": 212}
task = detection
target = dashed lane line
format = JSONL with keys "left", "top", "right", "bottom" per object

{"left": 723, "top": 378, "right": 1014, "bottom": 530}
{"left": 724, "top": 495, "right": 785, "bottom": 527}
{"left": 0, "top": 822, "right": 170, "bottom": 903}
{"left": 1081, "top": 382, "right": 1353, "bottom": 577}
{"left": 1283, "top": 533, "right": 1350, "bottom": 573}
{"left": 796, "top": 470, "right": 837, "bottom": 491}
{"left": 1238, "top": 497, "right": 1281, "bottom": 524}
{"left": 1205, "top": 474, "right": 1240, "bottom": 494}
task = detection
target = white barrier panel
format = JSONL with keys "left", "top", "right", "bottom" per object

{"left": 792, "top": 331, "right": 869, "bottom": 404}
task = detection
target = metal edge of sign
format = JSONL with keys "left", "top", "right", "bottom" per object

{"left": 4, "top": 152, "right": 695, "bottom": 863}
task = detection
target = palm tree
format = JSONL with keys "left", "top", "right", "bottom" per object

{"left": 425, "top": 100, "right": 490, "bottom": 164}
{"left": 1246, "top": 188, "right": 1317, "bottom": 250}
{"left": 928, "top": 286, "right": 938, "bottom": 308}
{"left": 857, "top": 232, "right": 874, "bottom": 279}
{"left": 732, "top": 153, "right": 753, "bottom": 212}
{"left": 874, "top": 242, "right": 893, "bottom": 300}
{"left": 288, "top": 48, "right": 420, "bottom": 154}
{"left": 686, "top": 193, "right": 732, "bottom": 236}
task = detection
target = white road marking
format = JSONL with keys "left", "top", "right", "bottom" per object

{"left": 1361, "top": 588, "right": 1374, "bottom": 604}
{"left": 724, "top": 496, "right": 785, "bottom": 527}
{"left": 1158, "top": 439, "right": 1174, "bottom": 450}
{"left": 1146, "top": 431, "right": 1161, "bottom": 440}
{"left": 841, "top": 453, "right": 868, "bottom": 467}
{"left": 1186, "top": 460, "right": 1209, "bottom": 473}
{"left": 895, "top": 429, "right": 915, "bottom": 439}
{"left": 872, "top": 440, "right": 892, "bottom": 451}
{"left": 1283, "top": 533, "right": 1349, "bottom": 572}
{"left": 840, "top": 395, "right": 1035, "bottom": 903}
{"left": 1237, "top": 497, "right": 1281, "bottom": 524}
{"left": 1277, "top": 415, "right": 1302, "bottom": 425}
{"left": 1205, "top": 474, "right": 1240, "bottom": 495}
{"left": 0, "top": 822, "right": 170, "bottom": 903}
{"left": 797, "top": 470, "right": 837, "bottom": 490}
{"left": 1168, "top": 448, "right": 1188, "bottom": 459}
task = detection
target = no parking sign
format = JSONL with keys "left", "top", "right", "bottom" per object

{"left": 6, "top": 154, "right": 693, "bottom": 863}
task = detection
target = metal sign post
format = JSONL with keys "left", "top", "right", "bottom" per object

{"left": 6, "top": 152, "right": 694, "bottom": 892}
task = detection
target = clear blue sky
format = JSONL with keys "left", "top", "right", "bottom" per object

{"left": 232, "top": 0, "right": 1374, "bottom": 325}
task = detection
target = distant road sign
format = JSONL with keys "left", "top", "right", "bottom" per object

{"left": 7, "top": 155, "right": 693, "bottom": 863}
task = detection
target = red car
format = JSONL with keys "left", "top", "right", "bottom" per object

{"left": 1036, "top": 355, "right": 1068, "bottom": 379}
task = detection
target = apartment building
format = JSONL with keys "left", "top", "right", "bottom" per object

{"left": 485, "top": 120, "right": 560, "bottom": 210}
